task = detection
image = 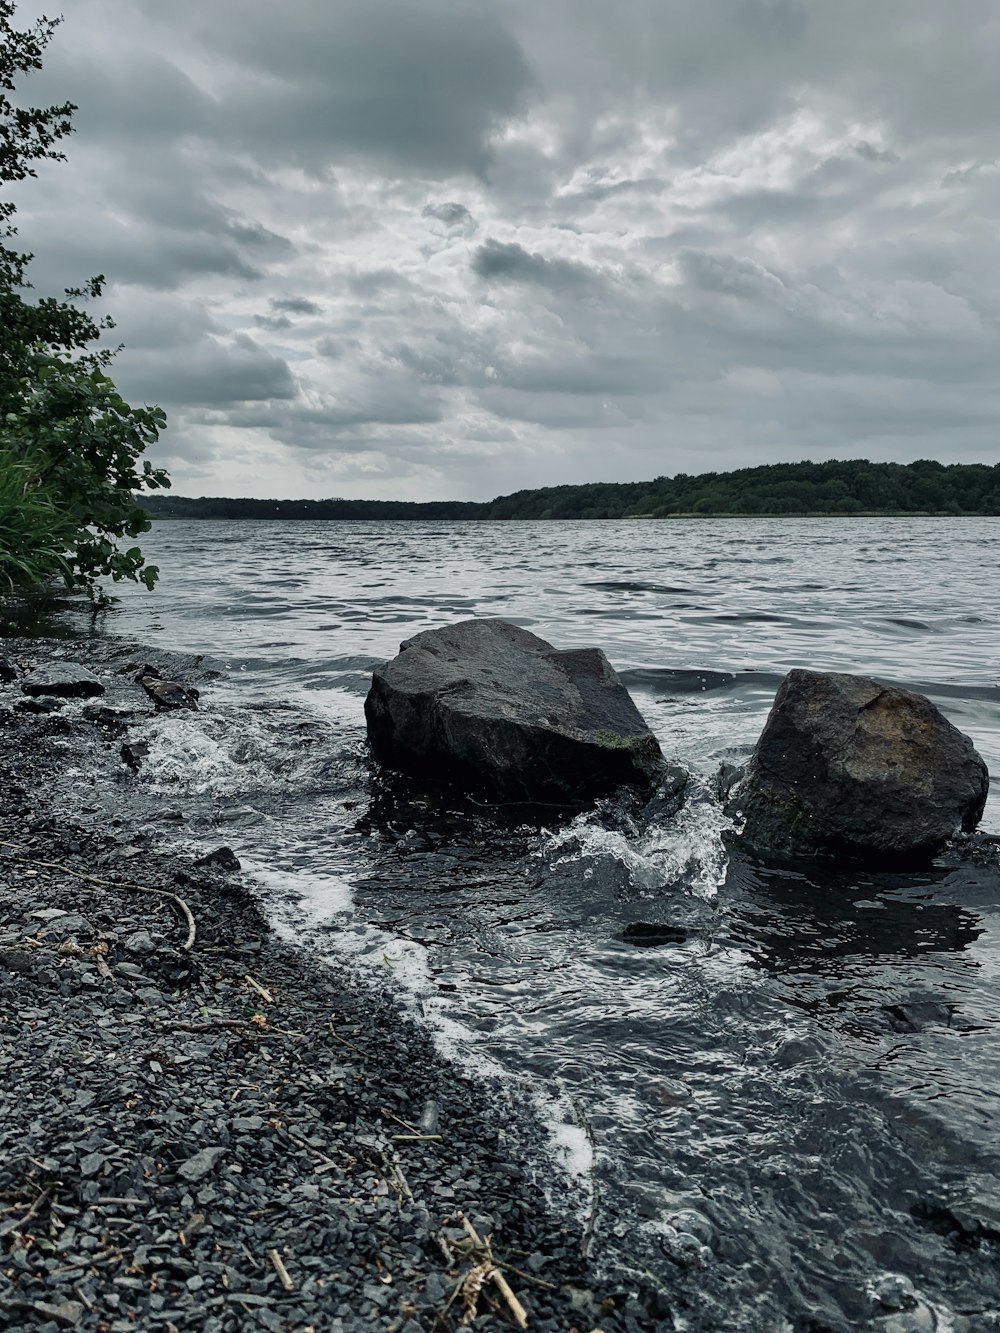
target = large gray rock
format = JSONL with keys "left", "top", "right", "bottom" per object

{"left": 733, "top": 668, "right": 989, "bottom": 861}
{"left": 365, "top": 618, "right": 663, "bottom": 802}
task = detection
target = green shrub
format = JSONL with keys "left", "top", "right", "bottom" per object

{"left": 0, "top": 2, "right": 169, "bottom": 601}
{"left": 0, "top": 446, "right": 73, "bottom": 588}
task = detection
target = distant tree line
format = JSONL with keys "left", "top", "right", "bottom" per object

{"left": 140, "top": 496, "right": 483, "bottom": 520}
{"left": 140, "top": 459, "right": 1000, "bottom": 522}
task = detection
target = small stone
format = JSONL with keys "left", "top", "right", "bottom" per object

{"left": 177, "top": 1147, "right": 226, "bottom": 1183}
{"left": 32, "top": 1300, "right": 85, "bottom": 1326}
{"left": 871, "top": 1274, "right": 919, "bottom": 1313}
{"left": 194, "top": 846, "right": 241, "bottom": 871}
{"left": 667, "top": 1207, "right": 714, "bottom": 1247}
{"left": 123, "top": 931, "right": 157, "bottom": 956}
{"left": 15, "top": 696, "right": 64, "bottom": 714}
{"left": 422, "top": 1272, "right": 448, "bottom": 1304}
{"left": 38, "top": 913, "right": 92, "bottom": 942}
{"left": 80, "top": 1152, "right": 106, "bottom": 1177}
{"left": 115, "top": 961, "right": 150, "bottom": 980}
{"left": 0, "top": 947, "right": 34, "bottom": 974}
{"left": 563, "top": 1286, "right": 594, "bottom": 1312}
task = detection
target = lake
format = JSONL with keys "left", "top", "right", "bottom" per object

{"left": 57, "top": 517, "right": 1000, "bottom": 1330}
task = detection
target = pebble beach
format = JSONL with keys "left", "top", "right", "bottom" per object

{"left": 0, "top": 638, "right": 658, "bottom": 1333}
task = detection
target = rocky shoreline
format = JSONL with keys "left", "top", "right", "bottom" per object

{"left": 0, "top": 638, "right": 657, "bottom": 1333}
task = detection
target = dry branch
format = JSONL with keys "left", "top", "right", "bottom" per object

{"left": 457, "top": 1214, "right": 529, "bottom": 1329}
{"left": 0, "top": 840, "right": 197, "bottom": 950}
{"left": 268, "top": 1248, "right": 295, "bottom": 1293}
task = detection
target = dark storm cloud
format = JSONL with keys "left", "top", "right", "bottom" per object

{"left": 472, "top": 240, "right": 599, "bottom": 291}
{"left": 24, "top": 214, "right": 266, "bottom": 291}
{"left": 509, "top": 0, "right": 1000, "bottom": 160}
{"left": 26, "top": 51, "right": 217, "bottom": 146}
{"left": 222, "top": 390, "right": 444, "bottom": 445}
{"left": 347, "top": 270, "right": 414, "bottom": 297}
{"left": 182, "top": 0, "right": 535, "bottom": 177}
{"left": 678, "top": 249, "right": 791, "bottom": 303}
{"left": 18, "top": 142, "right": 293, "bottom": 294}
{"left": 423, "top": 201, "right": 478, "bottom": 232}
{"left": 270, "top": 297, "right": 323, "bottom": 316}
{"left": 120, "top": 335, "right": 296, "bottom": 408}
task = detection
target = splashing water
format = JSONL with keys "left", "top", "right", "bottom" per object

{"left": 544, "top": 777, "right": 732, "bottom": 900}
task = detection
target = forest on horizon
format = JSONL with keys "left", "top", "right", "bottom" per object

{"left": 141, "top": 458, "right": 1000, "bottom": 521}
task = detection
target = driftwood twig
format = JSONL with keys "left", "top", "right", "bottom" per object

{"left": 0, "top": 840, "right": 197, "bottom": 950}
{"left": 268, "top": 1248, "right": 295, "bottom": 1293}
{"left": 380, "top": 1106, "right": 420, "bottom": 1133}
{"left": 458, "top": 1214, "right": 529, "bottom": 1329}
{"left": 389, "top": 1162, "right": 414, "bottom": 1203}
{"left": 0, "top": 1189, "right": 50, "bottom": 1239}
{"left": 279, "top": 1127, "right": 342, "bottom": 1174}
{"left": 244, "top": 975, "right": 274, "bottom": 1003}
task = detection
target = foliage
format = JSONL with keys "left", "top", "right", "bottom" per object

{"left": 142, "top": 458, "right": 1000, "bottom": 522}
{"left": 0, "top": 1, "right": 169, "bottom": 599}
{"left": 4, "top": 354, "right": 168, "bottom": 589}
{"left": 0, "top": 444, "right": 73, "bottom": 587}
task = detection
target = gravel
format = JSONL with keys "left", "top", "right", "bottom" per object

{"left": 0, "top": 637, "right": 663, "bottom": 1332}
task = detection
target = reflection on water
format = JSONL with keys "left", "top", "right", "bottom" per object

{"left": 39, "top": 517, "right": 1000, "bottom": 1329}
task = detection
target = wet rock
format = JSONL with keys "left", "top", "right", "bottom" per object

{"left": 32, "top": 912, "right": 92, "bottom": 941}
{"left": 15, "top": 696, "right": 65, "bottom": 714}
{"left": 0, "top": 947, "right": 35, "bottom": 974}
{"left": 82, "top": 704, "right": 135, "bottom": 727}
{"left": 365, "top": 618, "right": 663, "bottom": 802}
{"left": 0, "top": 656, "right": 17, "bottom": 684}
{"left": 871, "top": 1274, "right": 919, "bottom": 1313}
{"left": 732, "top": 669, "right": 989, "bottom": 862}
{"left": 193, "top": 846, "right": 241, "bottom": 872}
{"left": 21, "top": 664, "right": 105, "bottom": 698}
{"left": 121, "top": 739, "right": 150, "bottom": 773}
{"left": 666, "top": 1208, "right": 714, "bottom": 1248}
{"left": 659, "top": 1226, "right": 712, "bottom": 1268}
{"left": 136, "top": 665, "right": 199, "bottom": 711}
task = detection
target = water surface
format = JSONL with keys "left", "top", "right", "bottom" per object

{"left": 63, "top": 518, "right": 1000, "bottom": 1330}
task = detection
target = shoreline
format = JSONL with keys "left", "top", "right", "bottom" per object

{"left": 0, "top": 635, "right": 655, "bottom": 1332}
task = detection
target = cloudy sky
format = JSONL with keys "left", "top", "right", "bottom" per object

{"left": 11, "top": 0, "right": 1000, "bottom": 499}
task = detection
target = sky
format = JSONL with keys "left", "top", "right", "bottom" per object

{"left": 10, "top": 0, "right": 1000, "bottom": 500}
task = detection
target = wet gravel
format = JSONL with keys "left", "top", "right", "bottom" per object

{"left": 0, "top": 639, "right": 662, "bottom": 1333}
